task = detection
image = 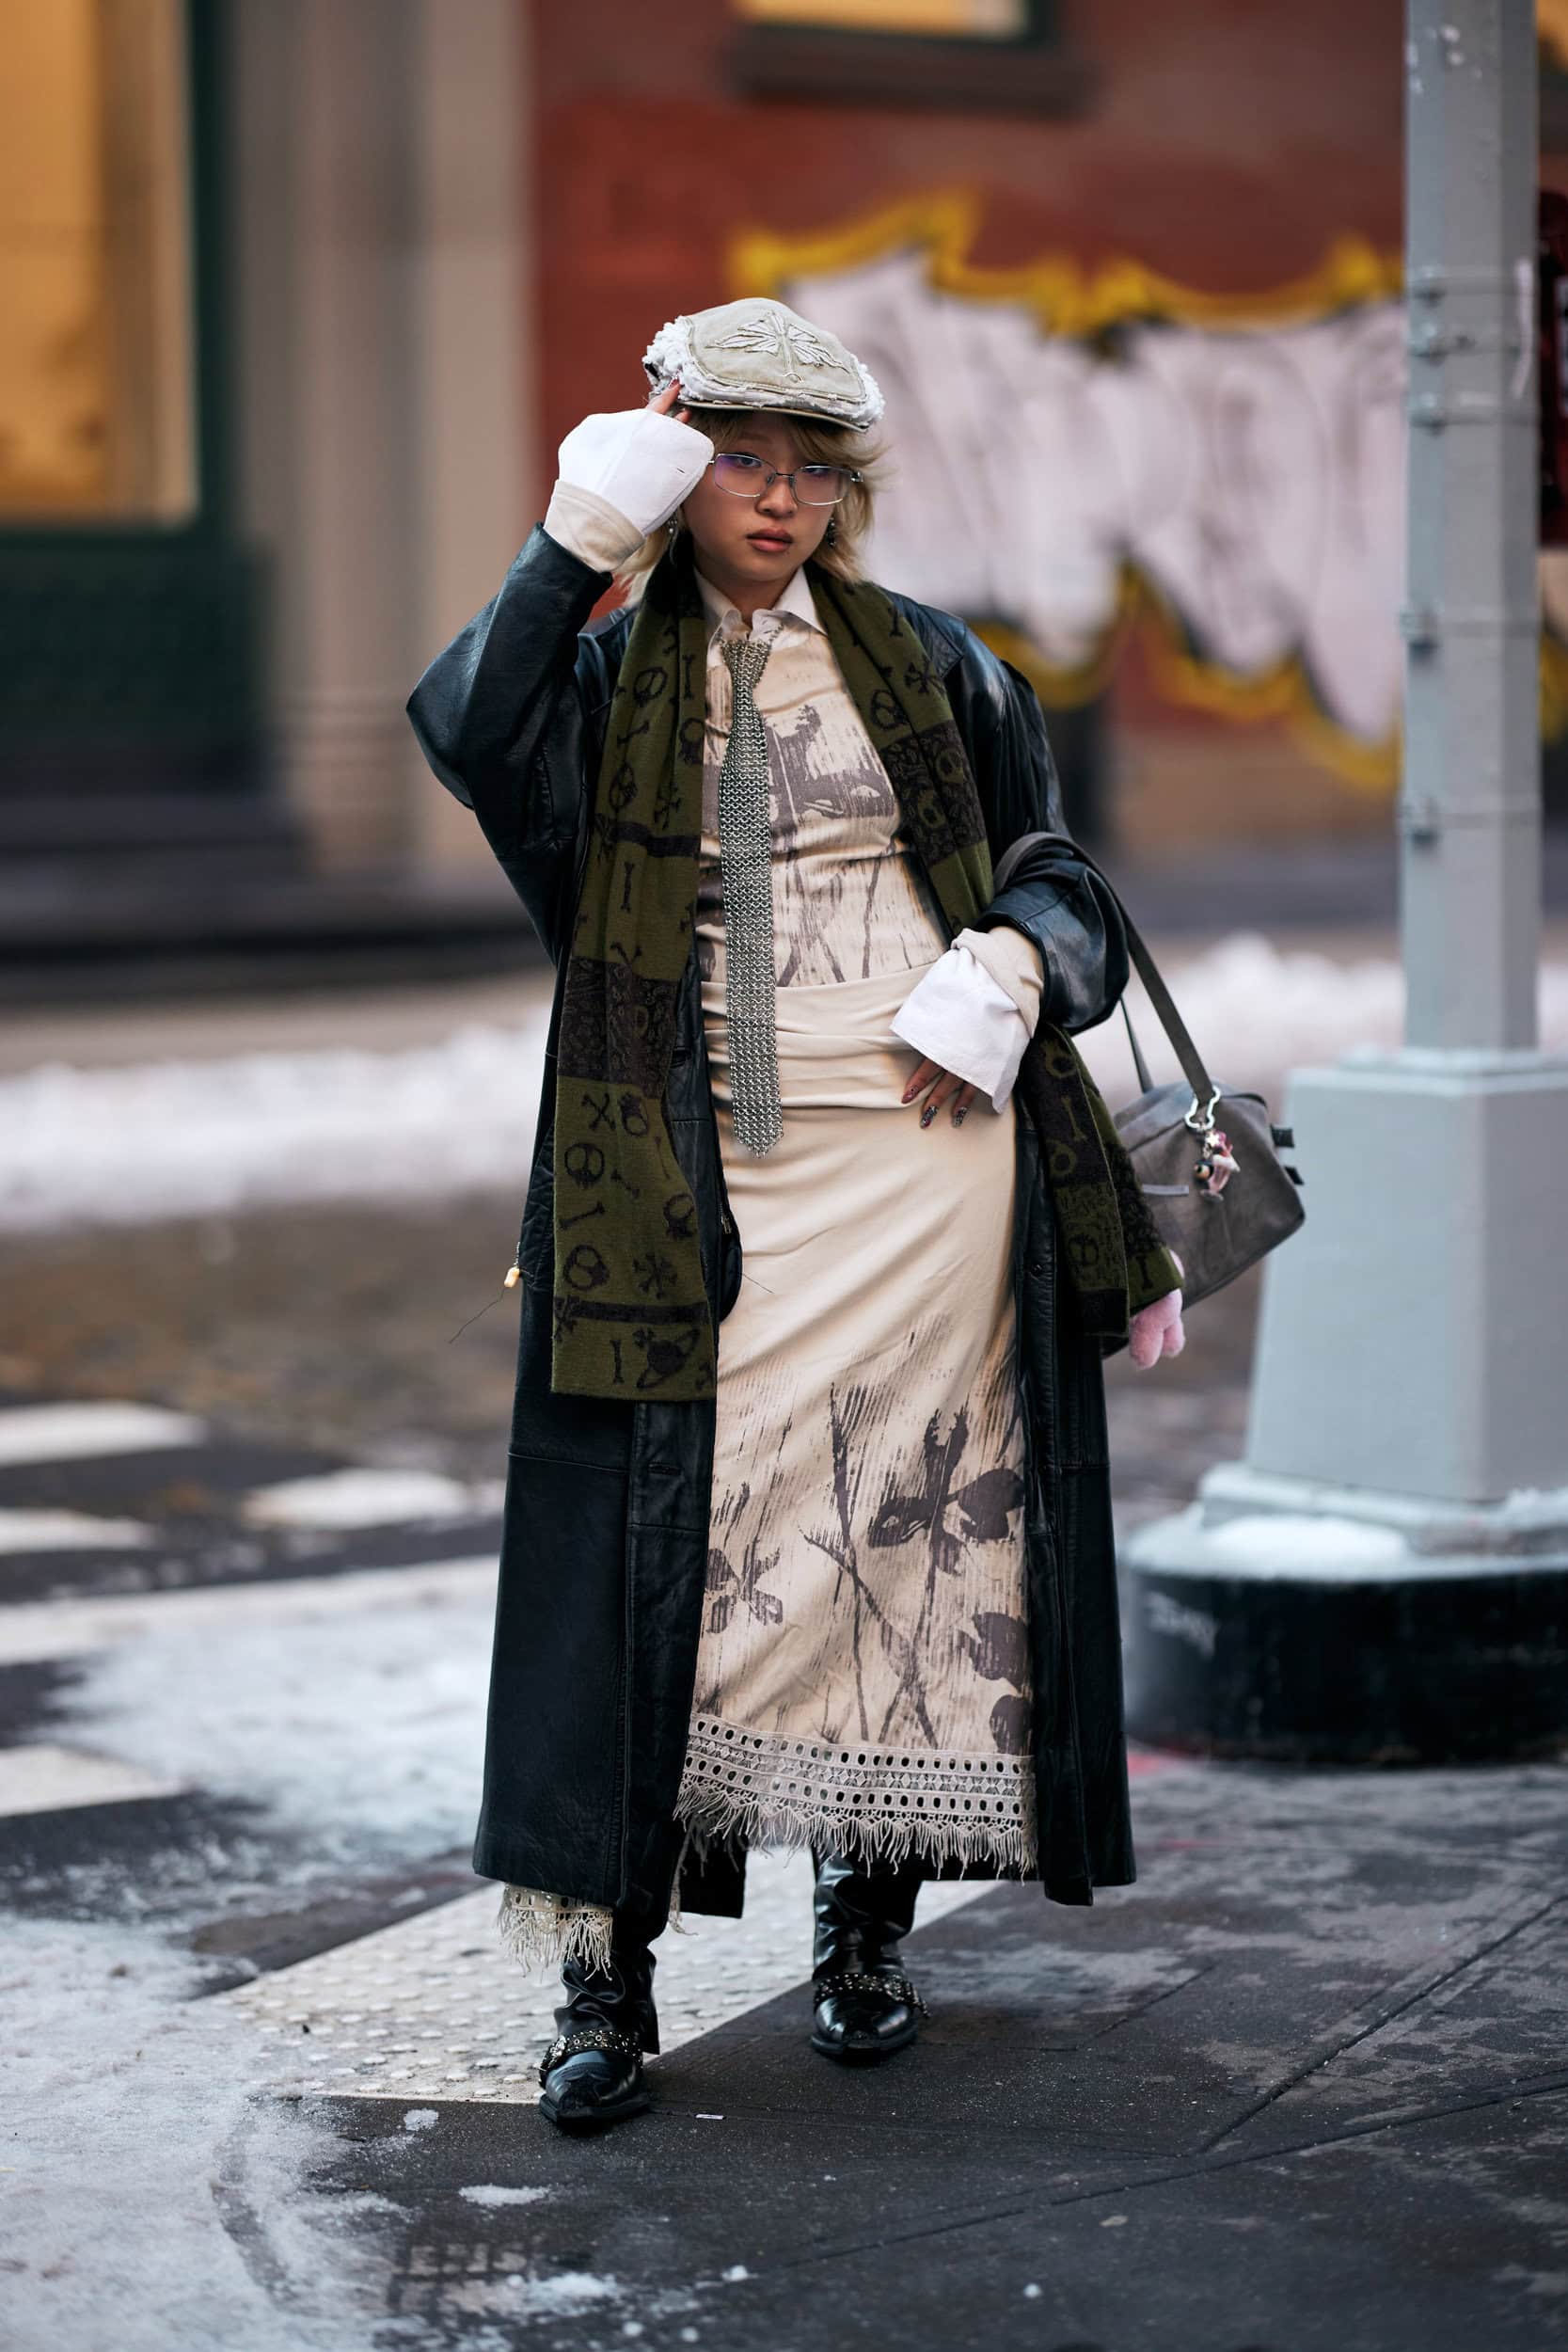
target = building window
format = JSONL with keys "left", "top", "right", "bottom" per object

{"left": 0, "top": 0, "right": 196, "bottom": 521}
{"left": 736, "top": 0, "right": 1029, "bottom": 32}
{"left": 727, "top": 0, "right": 1090, "bottom": 114}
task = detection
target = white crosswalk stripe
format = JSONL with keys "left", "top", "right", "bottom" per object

{"left": 0, "top": 1554, "right": 496, "bottom": 1665}
{"left": 0, "top": 1401, "right": 206, "bottom": 1466}
{"left": 0, "top": 1742, "right": 184, "bottom": 1820}
{"left": 0, "top": 1507, "right": 152, "bottom": 1552}
{"left": 240, "top": 1468, "right": 505, "bottom": 1531}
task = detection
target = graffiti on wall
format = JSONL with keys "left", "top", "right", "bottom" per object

{"left": 736, "top": 195, "right": 1410, "bottom": 784}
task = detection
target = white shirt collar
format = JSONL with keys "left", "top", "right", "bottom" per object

{"left": 694, "top": 561, "right": 823, "bottom": 644}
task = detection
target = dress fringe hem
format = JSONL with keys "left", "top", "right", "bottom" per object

{"left": 673, "top": 1777, "right": 1037, "bottom": 1879}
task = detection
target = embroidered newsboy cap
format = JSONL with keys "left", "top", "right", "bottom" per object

{"left": 642, "top": 297, "right": 884, "bottom": 431}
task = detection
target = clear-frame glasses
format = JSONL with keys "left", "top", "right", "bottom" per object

{"left": 710, "top": 450, "right": 861, "bottom": 506}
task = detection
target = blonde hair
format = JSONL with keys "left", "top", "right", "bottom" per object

{"left": 615, "top": 406, "right": 888, "bottom": 599}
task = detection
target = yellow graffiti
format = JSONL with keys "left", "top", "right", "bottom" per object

{"left": 728, "top": 191, "right": 1568, "bottom": 788}
{"left": 732, "top": 189, "right": 1401, "bottom": 340}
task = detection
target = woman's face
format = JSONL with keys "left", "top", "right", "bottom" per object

{"left": 681, "top": 413, "right": 833, "bottom": 596}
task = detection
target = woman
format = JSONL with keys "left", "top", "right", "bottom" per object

{"left": 407, "top": 297, "right": 1184, "bottom": 2136}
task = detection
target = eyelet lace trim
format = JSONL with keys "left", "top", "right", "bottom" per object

{"left": 676, "top": 1712, "right": 1037, "bottom": 1876}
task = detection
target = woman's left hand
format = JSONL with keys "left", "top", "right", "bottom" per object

{"left": 902, "top": 1058, "right": 980, "bottom": 1128}
{"left": 1129, "top": 1248, "right": 1185, "bottom": 1369}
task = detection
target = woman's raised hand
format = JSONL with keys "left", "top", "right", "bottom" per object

{"left": 648, "top": 376, "right": 694, "bottom": 428}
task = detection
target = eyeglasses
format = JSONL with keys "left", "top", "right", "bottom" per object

{"left": 709, "top": 451, "right": 861, "bottom": 506}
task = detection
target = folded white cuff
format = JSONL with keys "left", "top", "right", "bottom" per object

{"left": 890, "top": 933, "right": 1043, "bottom": 1111}
{"left": 555, "top": 406, "right": 714, "bottom": 536}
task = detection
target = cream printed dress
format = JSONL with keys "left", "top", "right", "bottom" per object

{"left": 673, "top": 569, "right": 1040, "bottom": 1880}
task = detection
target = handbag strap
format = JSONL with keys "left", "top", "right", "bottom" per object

{"left": 1120, "top": 998, "right": 1155, "bottom": 1094}
{"left": 990, "top": 829, "right": 1217, "bottom": 1115}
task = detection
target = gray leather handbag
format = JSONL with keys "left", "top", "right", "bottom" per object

{"left": 991, "top": 832, "right": 1306, "bottom": 1311}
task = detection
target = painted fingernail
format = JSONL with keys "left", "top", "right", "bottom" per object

{"left": 920, "top": 1102, "right": 936, "bottom": 1128}
{"left": 953, "top": 1104, "right": 967, "bottom": 1125}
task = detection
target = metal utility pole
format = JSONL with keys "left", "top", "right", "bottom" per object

{"left": 1124, "top": 0, "right": 1568, "bottom": 1760}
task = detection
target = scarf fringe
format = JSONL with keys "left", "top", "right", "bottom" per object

{"left": 496, "top": 1885, "right": 615, "bottom": 1979}
{"left": 496, "top": 1820, "right": 702, "bottom": 1979}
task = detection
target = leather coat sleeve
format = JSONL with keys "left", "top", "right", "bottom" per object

{"left": 404, "top": 523, "right": 613, "bottom": 951}
{"left": 946, "top": 632, "right": 1129, "bottom": 1035}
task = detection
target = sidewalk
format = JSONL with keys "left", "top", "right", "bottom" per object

{"left": 218, "top": 1748, "right": 1568, "bottom": 2350}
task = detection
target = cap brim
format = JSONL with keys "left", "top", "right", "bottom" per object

{"left": 679, "top": 397, "right": 863, "bottom": 427}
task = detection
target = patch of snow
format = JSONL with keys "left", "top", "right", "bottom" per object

{"left": 402, "top": 2109, "right": 439, "bottom": 2135}
{"left": 1203, "top": 1513, "right": 1410, "bottom": 1575}
{"left": 0, "top": 1506, "right": 152, "bottom": 1552}
{"left": 240, "top": 1469, "right": 495, "bottom": 1532}
{"left": 438, "top": 2269, "right": 624, "bottom": 2322}
{"left": 0, "top": 1918, "right": 392, "bottom": 2351}
{"left": 1135, "top": 1504, "right": 1418, "bottom": 1582}
{"left": 457, "top": 2184, "right": 551, "bottom": 2207}
{"left": 57, "top": 1575, "right": 494, "bottom": 1867}
{"left": 0, "top": 1016, "right": 548, "bottom": 1232}
{"left": 1500, "top": 1486, "right": 1568, "bottom": 1528}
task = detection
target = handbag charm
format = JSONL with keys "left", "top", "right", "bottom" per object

{"left": 1195, "top": 1127, "right": 1239, "bottom": 1194}
{"left": 1185, "top": 1087, "right": 1239, "bottom": 1196}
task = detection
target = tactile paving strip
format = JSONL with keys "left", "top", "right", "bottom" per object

{"left": 219, "top": 1849, "right": 990, "bottom": 2103}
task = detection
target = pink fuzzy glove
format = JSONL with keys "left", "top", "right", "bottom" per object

{"left": 1129, "top": 1249, "right": 1185, "bottom": 1370}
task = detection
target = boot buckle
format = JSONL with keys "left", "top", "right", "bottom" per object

{"left": 538, "top": 2026, "right": 645, "bottom": 2086}
{"left": 812, "top": 1968, "right": 928, "bottom": 2019}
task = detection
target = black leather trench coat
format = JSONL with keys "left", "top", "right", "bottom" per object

{"left": 407, "top": 526, "right": 1138, "bottom": 1925}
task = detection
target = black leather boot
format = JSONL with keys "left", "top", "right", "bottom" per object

{"left": 809, "top": 1847, "right": 929, "bottom": 2064}
{"left": 538, "top": 1828, "right": 682, "bottom": 2133}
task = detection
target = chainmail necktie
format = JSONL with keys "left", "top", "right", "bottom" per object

{"left": 718, "top": 630, "right": 782, "bottom": 1155}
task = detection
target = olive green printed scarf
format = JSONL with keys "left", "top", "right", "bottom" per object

{"left": 551, "top": 540, "right": 713, "bottom": 1400}
{"left": 551, "top": 542, "right": 1179, "bottom": 1403}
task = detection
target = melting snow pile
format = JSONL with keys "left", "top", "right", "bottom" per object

{"left": 1, "top": 937, "right": 1565, "bottom": 1234}
{"left": 0, "top": 1013, "right": 548, "bottom": 1232}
